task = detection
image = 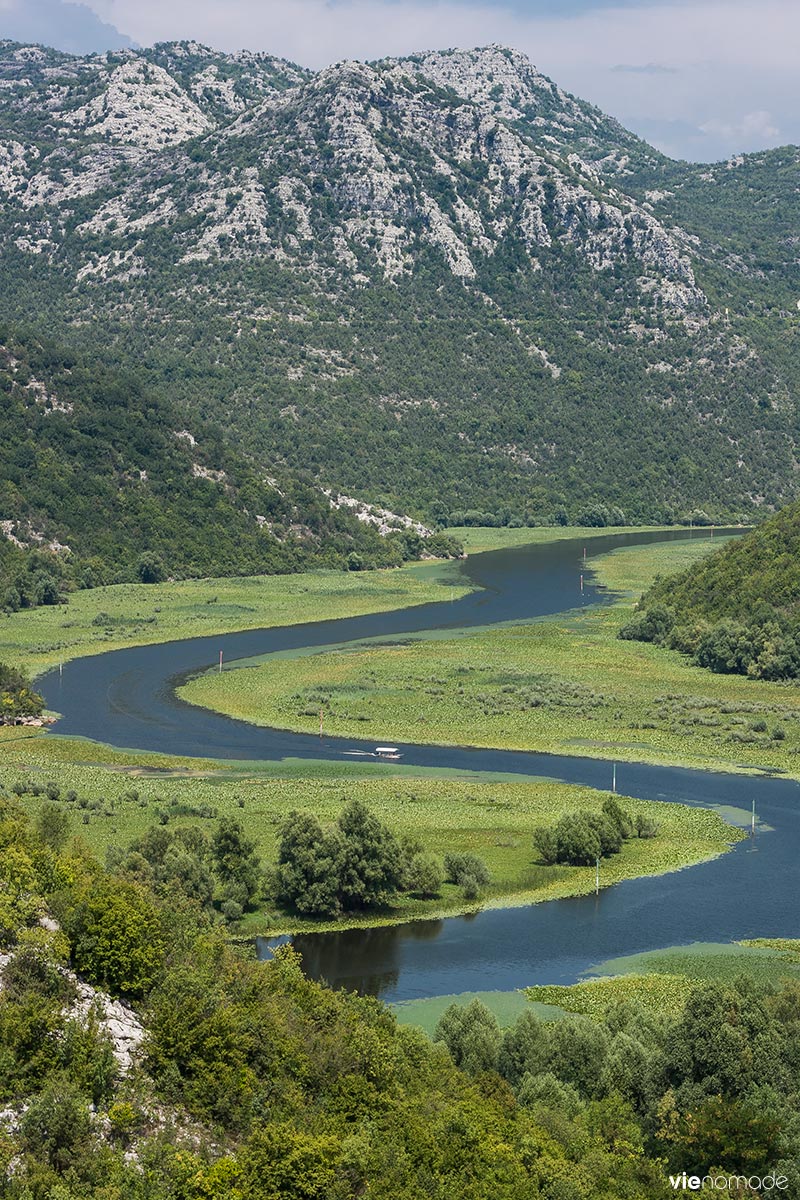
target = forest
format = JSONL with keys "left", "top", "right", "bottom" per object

{"left": 0, "top": 327, "right": 462, "bottom": 611}
{"left": 622, "top": 500, "right": 800, "bottom": 680}
{"left": 1, "top": 788, "right": 799, "bottom": 1197}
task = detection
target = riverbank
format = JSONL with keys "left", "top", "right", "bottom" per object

{"left": 0, "top": 727, "right": 738, "bottom": 936}
{"left": 178, "top": 532, "right": 800, "bottom": 777}
{"left": 0, "top": 557, "right": 471, "bottom": 679}
{"left": 392, "top": 939, "right": 800, "bottom": 1031}
{"left": 526, "top": 939, "right": 800, "bottom": 1016}
{"left": 2, "top": 526, "right": 670, "bottom": 681}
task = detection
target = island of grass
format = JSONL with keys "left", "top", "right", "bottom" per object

{"left": 0, "top": 729, "right": 738, "bottom": 934}
{"left": 177, "top": 532, "right": 800, "bottom": 776}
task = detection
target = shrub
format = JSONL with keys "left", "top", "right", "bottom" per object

{"left": 443, "top": 852, "right": 491, "bottom": 887}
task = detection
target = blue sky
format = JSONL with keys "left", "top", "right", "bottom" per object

{"left": 2, "top": 0, "right": 796, "bottom": 162}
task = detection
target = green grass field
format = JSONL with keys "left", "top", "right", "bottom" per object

{"left": 179, "top": 532, "right": 800, "bottom": 776}
{"left": 526, "top": 940, "right": 800, "bottom": 1017}
{"left": 4, "top": 527, "right": 681, "bottom": 680}
{"left": 0, "top": 558, "right": 472, "bottom": 679}
{"left": 447, "top": 524, "right": 672, "bottom": 555}
{"left": 0, "top": 726, "right": 737, "bottom": 935}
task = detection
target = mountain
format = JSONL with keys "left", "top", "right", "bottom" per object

{"left": 0, "top": 326, "right": 457, "bottom": 606}
{"left": 1, "top": 41, "right": 799, "bottom": 525}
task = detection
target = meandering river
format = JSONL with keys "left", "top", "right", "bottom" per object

{"left": 41, "top": 528, "right": 800, "bottom": 1002}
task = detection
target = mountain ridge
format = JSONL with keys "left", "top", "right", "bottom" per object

{"left": 1, "top": 39, "right": 798, "bottom": 525}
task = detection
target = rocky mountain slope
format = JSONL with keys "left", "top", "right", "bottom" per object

{"left": 0, "top": 39, "right": 798, "bottom": 524}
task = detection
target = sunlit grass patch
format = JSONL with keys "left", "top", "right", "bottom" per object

{"left": 181, "top": 533, "right": 800, "bottom": 775}
{"left": 526, "top": 940, "right": 800, "bottom": 1017}
{"left": 0, "top": 729, "right": 736, "bottom": 934}
{"left": 0, "top": 558, "right": 472, "bottom": 678}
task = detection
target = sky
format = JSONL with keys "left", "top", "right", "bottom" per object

{"left": 1, "top": 0, "right": 797, "bottom": 162}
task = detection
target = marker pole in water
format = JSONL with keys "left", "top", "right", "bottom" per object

{"left": 612, "top": 763, "right": 616, "bottom": 794}
{"left": 752, "top": 797, "right": 756, "bottom": 835}
{"left": 219, "top": 650, "right": 223, "bottom": 673}
{"left": 595, "top": 856, "right": 600, "bottom": 895}
{"left": 583, "top": 546, "right": 587, "bottom": 563}
{"left": 59, "top": 663, "right": 62, "bottom": 679}
{"left": 580, "top": 574, "right": 584, "bottom": 593}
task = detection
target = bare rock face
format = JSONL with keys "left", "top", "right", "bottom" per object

{"left": 0, "top": 40, "right": 701, "bottom": 312}
{"left": 71, "top": 980, "right": 145, "bottom": 1074}
{"left": 64, "top": 60, "right": 212, "bottom": 148}
{"left": 0, "top": 951, "right": 144, "bottom": 1074}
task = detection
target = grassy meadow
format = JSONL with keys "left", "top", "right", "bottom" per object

{"left": 179, "top": 530, "right": 800, "bottom": 775}
{"left": 526, "top": 939, "right": 800, "bottom": 1018}
{"left": 0, "top": 557, "right": 471, "bottom": 679}
{"left": 2, "top": 525, "right": 676, "bottom": 680}
{"left": 0, "top": 725, "right": 737, "bottom": 934}
{"left": 447, "top": 524, "right": 671, "bottom": 554}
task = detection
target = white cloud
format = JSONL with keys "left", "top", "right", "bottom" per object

{"left": 59, "top": 1, "right": 800, "bottom": 158}
{"left": 0, "top": 0, "right": 134, "bottom": 52}
{"left": 700, "top": 110, "right": 780, "bottom": 144}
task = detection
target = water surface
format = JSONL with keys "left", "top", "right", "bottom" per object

{"left": 41, "top": 527, "right": 794, "bottom": 1003}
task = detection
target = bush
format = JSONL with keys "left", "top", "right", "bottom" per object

{"left": 136, "top": 552, "right": 166, "bottom": 583}
{"left": 20, "top": 1080, "right": 91, "bottom": 1171}
{"left": 461, "top": 873, "right": 480, "bottom": 901}
{"left": 533, "top": 803, "right": 638, "bottom": 866}
{"left": 443, "top": 852, "right": 491, "bottom": 888}
{"left": 222, "top": 899, "right": 243, "bottom": 923}
{"left": 405, "top": 853, "right": 443, "bottom": 897}
{"left": 619, "top": 605, "right": 674, "bottom": 644}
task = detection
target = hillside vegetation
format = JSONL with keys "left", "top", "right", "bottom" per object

{"left": 1, "top": 789, "right": 799, "bottom": 1195}
{"left": 0, "top": 327, "right": 460, "bottom": 609}
{"left": 624, "top": 502, "right": 800, "bottom": 680}
{"left": 1, "top": 42, "right": 800, "bottom": 523}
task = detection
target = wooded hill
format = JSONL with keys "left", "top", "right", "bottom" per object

{"left": 624, "top": 504, "right": 800, "bottom": 679}
{"left": 2, "top": 789, "right": 800, "bottom": 1196}
{"left": 1, "top": 42, "right": 799, "bottom": 525}
{"left": 0, "top": 327, "right": 458, "bottom": 608}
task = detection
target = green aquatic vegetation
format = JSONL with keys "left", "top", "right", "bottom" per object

{"left": 182, "top": 534, "right": 800, "bottom": 775}
{"left": 0, "top": 732, "right": 736, "bottom": 934}
{"left": 0, "top": 557, "right": 471, "bottom": 678}
{"left": 527, "top": 941, "right": 800, "bottom": 1017}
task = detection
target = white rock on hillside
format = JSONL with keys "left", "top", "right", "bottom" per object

{"left": 64, "top": 60, "right": 212, "bottom": 148}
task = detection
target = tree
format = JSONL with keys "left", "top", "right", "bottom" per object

{"left": 498, "top": 1011, "right": 551, "bottom": 1086}
{"left": 275, "top": 811, "right": 342, "bottom": 917}
{"left": 532, "top": 825, "right": 559, "bottom": 865}
{"left": 136, "top": 552, "right": 166, "bottom": 583}
{"left": 20, "top": 1079, "right": 91, "bottom": 1171}
{"left": 554, "top": 813, "right": 601, "bottom": 866}
{"left": 434, "top": 999, "right": 501, "bottom": 1076}
{"left": 336, "top": 799, "right": 402, "bottom": 910}
{"left": 60, "top": 877, "right": 165, "bottom": 997}
{"left": 212, "top": 817, "right": 261, "bottom": 908}
{"left": 35, "top": 802, "right": 70, "bottom": 851}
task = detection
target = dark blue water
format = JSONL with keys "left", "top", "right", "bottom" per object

{"left": 39, "top": 528, "right": 710, "bottom": 760}
{"left": 40, "top": 527, "right": 795, "bottom": 1004}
